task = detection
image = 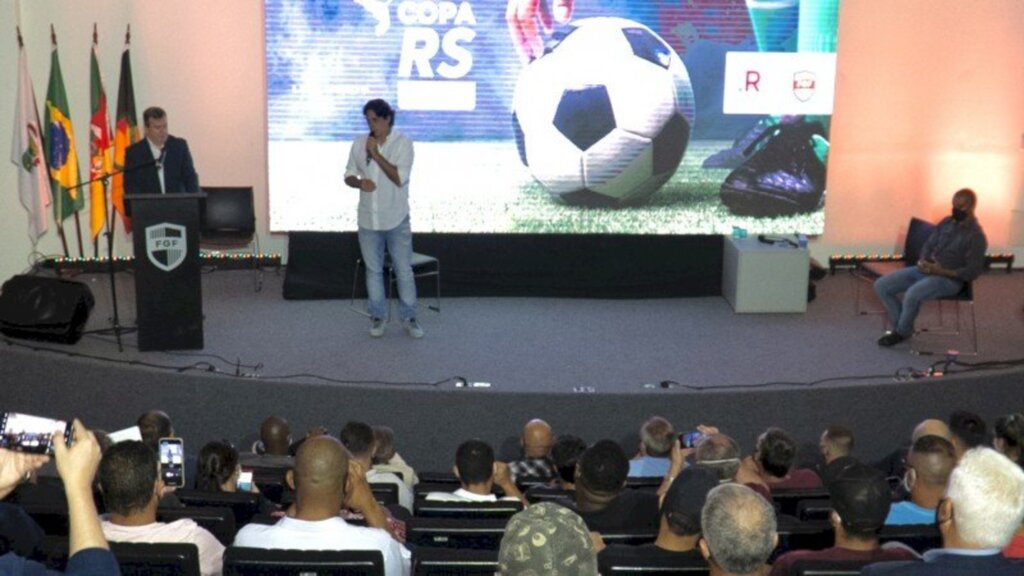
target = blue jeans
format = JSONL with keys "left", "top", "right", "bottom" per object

{"left": 358, "top": 216, "right": 417, "bottom": 321}
{"left": 873, "top": 266, "right": 963, "bottom": 337}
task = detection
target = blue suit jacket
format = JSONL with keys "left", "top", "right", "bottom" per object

{"left": 124, "top": 135, "right": 199, "bottom": 196}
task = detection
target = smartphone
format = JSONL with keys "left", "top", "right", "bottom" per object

{"left": 679, "top": 431, "right": 705, "bottom": 449}
{"left": 158, "top": 437, "right": 185, "bottom": 488}
{"left": 0, "top": 411, "right": 72, "bottom": 455}
{"left": 237, "top": 470, "right": 253, "bottom": 492}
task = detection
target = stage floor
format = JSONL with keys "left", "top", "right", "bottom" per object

{"left": 26, "top": 267, "right": 1024, "bottom": 394}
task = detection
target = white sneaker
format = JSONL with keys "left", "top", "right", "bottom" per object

{"left": 403, "top": 318, "right": 425, "bottom": 339}
{"left": 369, "top": 317, "right": 386, "bottom": 338}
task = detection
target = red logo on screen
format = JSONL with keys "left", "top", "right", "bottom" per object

{"left": 793, "top": 71, "right": 816, "bottom": 102}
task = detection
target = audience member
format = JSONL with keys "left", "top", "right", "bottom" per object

{"left": 872, "top": 418, "right": 952, "bottom": 481}
{"left": 740, "top": 427, "right": 822, "bottom": 491}
{"left": 523, "top": 434, "right": 586, "bottom": 503}
{"left": 425, "top": 439, "right": 526, "bottom": 505}
{"left": 598, "top": 466, "right": 717, "bottom": 573}
{"left": 98, "top": 440, "right": 224, "bottom": 576}
{"left": 948, "top": 410, "right": 987, "bottom": 459}
{"left": 817, "top": 425, "right": 859, "bottom": 487}
{"left": 628, "top": 416, "right": 675, "bottom": 478}
{"left": 993, "top": 413, "right": 1024, "bottom": 467}
{"left": 233, "top": 435, "right": 411, "bottom": 576}
{"left": 0, "top": 420, "right": 119, "bottom": 575}
{"left": 371, "top": 425, "right": 418, "bottom": 488}
{"left": 768, "top": 464, "right": 916, "bottom": 576}
{"left": 572, "top": 440, "right": 659, "bottom": 532}
{"left": 340, "top": 421, "right": 413, "bottom": 513}
{"left": 885, "top": 435, "right": 956, "bottom": 525}
{"left": 700, "top": 483, "right": 778, "bottom": 576}
{"left": 498, "top": 502, "right": 597, "bottom": 575}
{"left": 195, "top": 440, "right": 278, "bottom": 515}
{"left": 239, "top": 416, "right": 294, "bottom": 469}
{"left": 137, "top": 410, "right": 174, "bottom": 453}
{"left": 865, "top": 447, "right": 1024, "bottom": 576}
{"left": 507, "top": 419, "right": 556, "bottom": 483}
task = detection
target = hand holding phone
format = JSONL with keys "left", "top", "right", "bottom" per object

{"left": 236, "top": 470, "right": 253, "bottom": 492}
{"left": 158, "top": 437, "right": 185, "bottom": 488}
{"left": 0, "top": 412, "right": 72, "bottom": 455}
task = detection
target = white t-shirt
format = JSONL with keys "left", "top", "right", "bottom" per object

{"left": 233, "top": 516, "right": 411, "bottom": 576}
{"left": 101, "top": 517, "right": 224, "bottom": 576}
{"left": 367, "top": 469, "right": 414, "bottom": 513}
{"left": 344, "top": 130, "right": 414, "bottom": 231}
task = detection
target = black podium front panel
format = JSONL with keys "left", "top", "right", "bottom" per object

{"left": 127, "top": 193, "right": 204, "bottom": 351}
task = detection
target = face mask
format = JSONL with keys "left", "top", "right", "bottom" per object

{"left": 903, "top": 470, "right": 915, "bottom": 493}
{"left": 952, "top": 207, "right": 968, "bottom": 222}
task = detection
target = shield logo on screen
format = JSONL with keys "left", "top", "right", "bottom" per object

{"left": 792, "top": 71, "right": 817, "bottom": 103}
{"left": 145, "top": 223, "right": 187, "bottom": 272}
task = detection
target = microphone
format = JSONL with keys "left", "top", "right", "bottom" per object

{"left": 366, "top": 131, "right": 373, "bottom": 164}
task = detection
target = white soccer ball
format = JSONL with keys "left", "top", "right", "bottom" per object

{"left": 512, "top": 17, "right": 695, "bottom": 207}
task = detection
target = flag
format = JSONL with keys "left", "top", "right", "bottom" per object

{"left": 10, "top": 41, "right": 53, "bottom": 241}
{"left": 89, "top": 28, "right": 112, "bottom": 241}
{"left": 111, "top": 34, "right": 139, "bottom": 233}
{"left": 44, "top": 37, "right": 83, "bottom": 224}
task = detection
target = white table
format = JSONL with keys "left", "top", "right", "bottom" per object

{"left": 722, "top": 236, "right": 810, "bottom": 313}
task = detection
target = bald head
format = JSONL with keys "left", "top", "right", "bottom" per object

{"left": 522, "top": 419, "right": 553, "bottom": 458}
{"left": 260, "top": 416, "right": 291, "bottom": 456}
{"left": 293, "top": 435, "right": 348, "bottom": 497}
{"left": 912, "top": 419, "right": 952, "bottom": 443}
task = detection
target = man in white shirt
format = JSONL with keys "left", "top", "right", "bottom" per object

{"left": 344, "top": 98, "right": 422, "bottom": 339}
{"left": 340, "top": 421, "right": 413, "bottom": 513}
{"left": 425, "top": 439, "right": 527, "bottom": 505}
{"left": 98, "top": 441, "right": 224, "bottom": 576}
{"left": 234, "top": 435, "right": 411, "bottom": 576}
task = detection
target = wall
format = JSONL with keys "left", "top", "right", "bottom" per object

{"left": 2, "top": 0, "right": 1023, "bottom": 283}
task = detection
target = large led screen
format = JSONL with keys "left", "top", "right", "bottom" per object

{"left": 266, "top": 0, "right": 840, "bottom": 234}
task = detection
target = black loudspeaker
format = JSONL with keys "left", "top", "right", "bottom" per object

{"left": 0, "top": 275, "right": 95, "bottom": 344}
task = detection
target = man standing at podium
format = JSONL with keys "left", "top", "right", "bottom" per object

{"left": 344, "top": 99, "right": 423, "bottom": 339}
{"left": 124, "top": 106, "right": 199, "bottom": 197}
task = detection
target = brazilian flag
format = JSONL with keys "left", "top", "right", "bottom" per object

{"left": 44, "top": 42, "right": 83, "bottom": 223}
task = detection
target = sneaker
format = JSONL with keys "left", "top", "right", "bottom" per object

{"left": 369, "top": 317, "right": 385, "bottom": 338}
{"left": 702, "top": 118, "right": 774, "bottom": 169}
{"left": 719, "top": 119, "right": 828, "bottom": 217}
{"left": 403, "top": 318, "right": 425, "bottom": 339}
{"left": 877, "top": 331, "right": 907, "bottom": 347}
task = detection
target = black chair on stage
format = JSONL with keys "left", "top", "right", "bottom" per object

{"left": 406, "top": 518, "right": 508, "bottom": 550}
{"left": 351, "top": 251, "right": 441, "bottom": 319}
{"left": 200, "top": 186, "right": 262, "bottom": 292}
{"left": 109, "top": 542, "right": 201, "bottom": 576}
{"left": 224, "top": 547, "right": 384, "bottom": 575}
{"left": 413, "top": 547, "right": 499, "bottom": 575}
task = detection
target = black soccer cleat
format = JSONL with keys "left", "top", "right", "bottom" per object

{"left": 719, "top": 119, "right": 828, "bottom": 217}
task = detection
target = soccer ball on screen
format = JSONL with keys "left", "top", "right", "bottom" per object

{"left": 512, "top": 17, "right": 695, "bottom": 207}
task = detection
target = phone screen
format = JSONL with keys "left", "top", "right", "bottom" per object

{"left": 159, "top": 438, "right": 185, "bottom": 487}
{"left": 679, "top": 431, "right": 705, "bottom": 449}
{"left": 0, "top": 412, "right": 71, "bottom": 455}
{"left": 237, "top": 470, "right": 253, "bottom": 492}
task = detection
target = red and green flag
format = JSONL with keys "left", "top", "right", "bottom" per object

{"left": 111, "top": 27, "right": 139, "bottom": 234}
{"left": 89, "top": 25, "right": 112, "bottom": 242}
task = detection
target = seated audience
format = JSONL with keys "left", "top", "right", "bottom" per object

{"left": 0, "top": 419, "right": 119, "bottom": 575}
{"left": 885, "top": 435, "right": 956, "bottom": 525}
{"left": 525, "top": 434, "right": 587, "bottom": 501}
{"left": 628, "top": 416, "right": 675, "bottom": 478}
{"left": 597, "top": 466, "right": 717, "bottom": 573}
{"left": 507, "top": 418, "right": 556, "bottom": 483}
{"left": 498, "top": 502, "right": 596, "bottom": 575}
{"left": 571, "top": 440, "right": 659, "bottom": 532}
{"left": 694, "top": 433, "right": 742, "bottom": 482}
{"left": 864, "top": 447, "right": 1024, "bottom": 576}
{"left": 948, "top": 410, "right": 987, "bottom": 459}
{"left": 700, "top": 483, "right": 778, "bottom": 576}
{"left": 424, "top": 439, "right": 526, "bottom": 505}
{"left": 137, "top": 409, "right": 190, "bottom": 503}
{"left": 371, "top": 425, "right": 418, "bottom": 488}
{"left": 740, "top": 427, "right": 822, "bottom": 491}
{"left": 340, "top": 421, "right": 413, "bottom": 513}
{"left": 768, "top": 464, "right": 917, "bottom": 576}
{"left": 993, "top": 413, "right": 1024, "bottom": 559}
{"left": 872, "top": 419, "right": 952, "bottom": 480}
{"left": 239, "top": 415, "right": 294, "bottom": 469}
{"left": 817, "top": 425, "right": 859, "bottom": 487}
{"left": 195, "top": 440, "right": 278, "bottom": 515}
{"left": 233, "top": 435, "right": 410, "bottom": 576}
{"left": 98, "top": 440, "right": 225, "bottom": 576}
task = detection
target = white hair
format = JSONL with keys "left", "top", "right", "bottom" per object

{"left": 702, "top": 483, "right": 777, "bottom": 574}
{"left": 946, "top": 447, "right": 1024, "bottom": 548}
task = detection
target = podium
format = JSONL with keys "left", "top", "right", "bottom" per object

{"left": 127, "top": 193, "right": 205, "bottom": 351}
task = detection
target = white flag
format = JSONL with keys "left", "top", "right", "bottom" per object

{"left": 11, "top": 45, "right": 52, "bottom": 241}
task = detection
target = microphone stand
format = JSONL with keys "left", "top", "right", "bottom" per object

{"left": 70, "top": 155, "right": 161, "bottom": 352}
